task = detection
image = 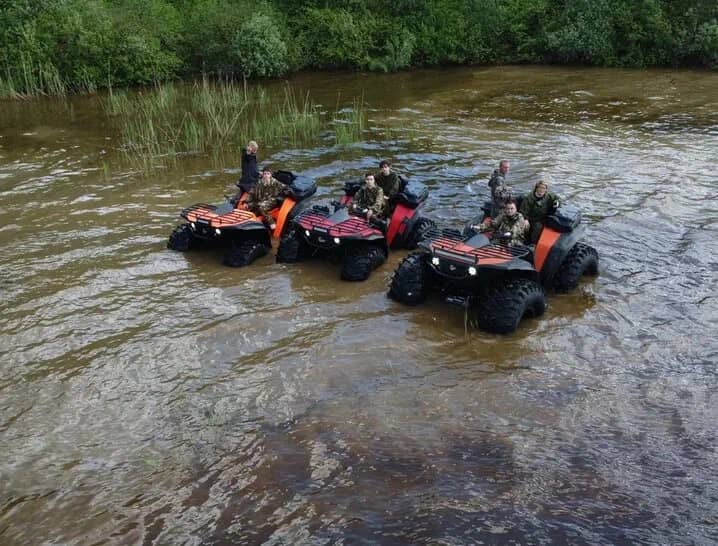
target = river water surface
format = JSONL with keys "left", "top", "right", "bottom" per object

{"left": 1, "top": 66, "right": 717, "bottom": 545}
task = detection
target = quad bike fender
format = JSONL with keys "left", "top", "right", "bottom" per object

{"left": 386, "top": 203, "right": 419, "bottom": 247}
{"left": 536, "top": 225, "right": 585, "bottom": 284}
{"left": 272, "top": 197, "right": 297, "bottom": 239}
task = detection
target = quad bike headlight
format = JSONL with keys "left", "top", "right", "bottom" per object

{"left": 215, "top": 228, "right": 221, "bottom": 235}
{"left": 333, "top": 237, "right": 340, "bottom": 244}
{"left": 305, "top": 229, "right": 311, "bottom": 237}
{"left": 190, "top": 222, "right": 196, "bottom": 229}
{"left": 431, "top": 257, "right": 440, "bottom": 266}
{"left": 468, "top": 266, "right": 477, "bottom": 276}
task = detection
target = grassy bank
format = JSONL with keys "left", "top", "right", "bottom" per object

{"left": 104, "top": 79, "right": 365, "bottom": 171}
{"left": 2, "top": 1, "right": 716, "bottom": 98}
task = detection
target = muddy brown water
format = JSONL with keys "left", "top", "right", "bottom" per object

{"left": 1, "top": 66, "right": 717, "bottom": 545}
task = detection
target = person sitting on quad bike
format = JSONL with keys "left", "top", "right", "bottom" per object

{"left": 246, "top": 167, "right": 287, "bottom": 230}
{"left": 375, "top": 160, "right": 402, "bottom": 202}
{"left": 472, "top": 200, "right": 529, "bottom": 246}
{"left": 520, "top": 179, "right": 561, "bottom": 244}
{"left": 351, "top": 173, "right": 386, "bottom": 221}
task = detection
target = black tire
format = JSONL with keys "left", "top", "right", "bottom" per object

{"left": 553, "top": 242, "right": 599, "bottom": 292}
{"left": 474, "top": 277, "right": 546, "bottom": 334}
{"left": 167, "top": 224, "right": 195, "bottom": 251}
{"left": 223, "top": 240, "right": 270, "bottom": 268}
{"left": 340, "top": 245, "right": 387, "bottom": 282}
{"left": 276, "top": 230, "right": 310, "bottom": 263}
{"left": 388, "top": 252, "right": 429, "bottom": 305}
{"left": 405, "top": 217, "right": 436, "bottom": 249}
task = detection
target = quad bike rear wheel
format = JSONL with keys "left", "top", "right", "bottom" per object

{"left": 388, "top": 252, "right": 429, "bottom": 305}
{"left": 474, "top": 277, "right": 546, "bottom": 334}
{"left": 276, "top": 230, "right": 311, "bottom": 263}
{"left": 223, "top": 240, "right": 270, "bottom": 267}
{"left": 553, "top": 242, "right": 599, "bottom": 292}
{"left": 405, "top": 217, "right": 437, "bottom": 250}
{"left": 340, "top": 245, "right": 386, "bottom": 281}
{"left": 167, "top": 224, "right": 196, "bottom": 251}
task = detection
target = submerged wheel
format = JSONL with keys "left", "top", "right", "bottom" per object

{"left": 474, "top": 277, "right": 546, "bottom": 334}
{"left": 388, "top": 252, "right": 430, "bottom": 305}
{"left": 553, "top": 242, "right": 599, "bottom": 292}
{"left": 405, "top": 217, "right": 437, "bottom": 250}
{"left": 223, "top": 240, "right": 270, "bottom": 268}
{"left": 167, "top": 224, "right": 196, "bottom": 251}
{"left": 276, "top": 230, "right": 311, "bottom": 263}
{"left": 340, "top": 245, "right": 387, "bottom": 282}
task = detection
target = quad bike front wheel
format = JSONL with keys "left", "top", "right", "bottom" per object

{"left": 553, "top": 242, "right": 599, "bottom": 292}
{"left": 223, "top": 240, "right": 270, "bottom": 267}
{"left": 276, "top": 230, "right": 311, "bottom": 263}
{"left": 474, "top": 277, "right": 546, "bottom": 334}
{"left": 388, "top": 252, "right": 429, "bottom": 305}
{"left": 340, "top": 244, "right": 387, "bottom": 281}
{"left": 167, "top": 224, "right": 196, "bottom": 252}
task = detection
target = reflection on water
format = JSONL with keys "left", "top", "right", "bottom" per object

{"left": 1, "top": 66, "right": 717, "bottom": 545}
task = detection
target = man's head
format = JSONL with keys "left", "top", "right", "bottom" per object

{"left": 504, "top": 201, "right": 518, "bottom": 217}
{"left": 261, "top": 167, "right": 272, "bottom": 181}
{"left": 499, "top": 160, "right": 510, "bottom": 175}
{"left": 534, "top": 180, "right": 548, "bottom": 198}
{"left": 365, "top": 173, "right": 376, "bottom": 188}
{"left": 248, "top": 141, "right": 258, "bottom": 153}
{"left": 379, "top": 160, "right": 391, "bottom": 175}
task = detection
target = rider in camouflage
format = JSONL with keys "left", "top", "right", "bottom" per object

{"left": 375, "top": 160, "right": 402, "bottom": 201}
{"left": 487, "top": 160, "right": 512, "bottom": 217}
{"left": 246, "top": 167, "right": 287, "bottom": 230}
{"left": 520, "top": 180, "right": 560, "bottom": 243}
{"left": 352, "top": 173, "right": 386, "bottom": 220}
{"left": 473, "top": 200, "right": 529, "bottom": 246}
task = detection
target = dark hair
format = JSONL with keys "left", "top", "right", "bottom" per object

{"left": 261, "top": 166, "right": 272, "bottom": 174}
{"left": 379, "top": 160, "right": 391, "bottom": 168}
{"left": 505, "top": 200, "right": 517, "bottom": 207}
{"left": 365, "top": 172, "right": 375, "bottom": 179}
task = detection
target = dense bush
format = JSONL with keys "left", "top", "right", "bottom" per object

{"left": 1, "top": 0, "right": 716, "bottom": 96}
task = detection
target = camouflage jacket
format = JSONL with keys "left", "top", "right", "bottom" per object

{"left": 487, "top": 169, "right": 506, "bottom": 198}
{"left": 481, "top": 212, "right": 528, "bottom": 245}
{"left": 247, "top": 177, "right": 285, "bottom": 207}
{"left": 519, "top": 191, "right": 560, "bottom": 225}
{"left": 353, "top": 185, "right": 385, "bottom": 216}
{"left": 375, "top": 171, "right": 401, "bottom": 199}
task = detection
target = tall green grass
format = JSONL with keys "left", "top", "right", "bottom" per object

{"left": 104, "top": 79, "right": 363, "bottom": 172}
{"left": 333, "top": 96, "right": 365, "bottom": 146}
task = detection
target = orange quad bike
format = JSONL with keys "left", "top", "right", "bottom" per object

{"left": 276, "top": 177, "right": 436, "bottom": 281}
{"left": 167, "top": 171, "right": 316, "bottom": 267}
{"left": 388, "top": 201, "right": 599, "bottom": 334}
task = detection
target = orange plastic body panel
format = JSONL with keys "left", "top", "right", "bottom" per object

{"left": 534, "top": 228, "right": 561, "bottom": 272}
{"left": 272, "top": 197, "right": 296, "bottom": 239}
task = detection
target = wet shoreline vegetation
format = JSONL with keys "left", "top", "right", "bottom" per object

{"left": 1, "top": 0, "right": 717, "bottom": 99}
{"left": 103, "top": 79, "right": 365, "bottom": 172}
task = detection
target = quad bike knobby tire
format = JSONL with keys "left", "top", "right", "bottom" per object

{"left": 553, "top": 242, "right": 599, "bottom": 292}
{"left": 474, "top": 277, "right": 546, "bottom": 334}
{"left": 276, "top": 230, "right": 310, "bottom": 263}
{"left": 341, "top": 245, "right": 387, "bottom": 281}
{"left": 167, "top": 224, "right": 196, "bottom": 251}
{"left": 388, "top": 252, "right": 429, "bottom": 305}
{"left": 405, "top": 217, "right": 437, "bottom": 250}
{"left": 223, "top": 240, "right": 270, "bottom": 268}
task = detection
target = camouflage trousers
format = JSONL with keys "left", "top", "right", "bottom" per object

{"left": 252, "top": 198, "right": 281, "bottom": 225}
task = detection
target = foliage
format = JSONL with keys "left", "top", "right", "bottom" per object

{"left": 1, "top": 0, "right": 717, "bottom": 97}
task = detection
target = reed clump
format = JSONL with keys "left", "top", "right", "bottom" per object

{"left": 104, "top": 79, "right": 366, "bottom": 171}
